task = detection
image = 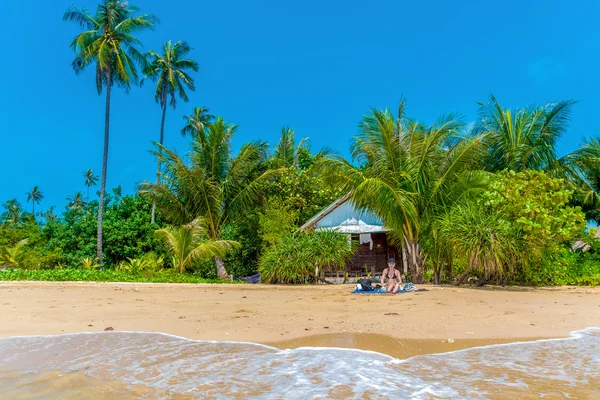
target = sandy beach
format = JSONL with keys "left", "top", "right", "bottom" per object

{"left": 1, "top": 281, "right": 599, "bottom": 357}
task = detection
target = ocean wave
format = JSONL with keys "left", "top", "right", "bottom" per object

{"left": 1, "top": 328, "right": 599, "bottom": 399}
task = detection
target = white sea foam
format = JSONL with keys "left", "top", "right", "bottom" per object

{"left": 1, "top": 328, "right": 599, "bottom": 399}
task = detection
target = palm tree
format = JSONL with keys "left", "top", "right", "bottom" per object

{"left": 66, "top": 192, "right": 87, "bottom": 211}
{"left": 43, "top": 206, "right": 57, "bottom": 223}
{"left": 474, "top": 95, "right": 575, "bottom": 172}
{"left": 1, "top": 199, "right": 23, "bottom": 225}
{"left": 181, "top": 106, "right": 214, "bottom": 138}
{"left": 140, "top": 117, "right": 277, "bottom": 279}
{"left": 321, "top": 101, "right": 486, "bottom": 282}
{"left": 64, "top": 1, "right": 156, "bottom": 265}
{"left": 272, "top": 127, "right": 308, "bottom": 168}
{"left": 142, "top": 40, "right": 199, "bottom": 223}
{"left": 84, "top": 169, "right": 99, "bottom": 202}
{"left": 155, "top": 219, "right": 237, "bottom": 274}
{"left": 26, "top": 186, "right": 43, "bottom": 215}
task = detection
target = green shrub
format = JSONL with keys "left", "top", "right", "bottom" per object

{"left": 259, "top": 230, "right": 356, "bottom": 283}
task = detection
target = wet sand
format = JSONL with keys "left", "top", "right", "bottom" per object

{"left": 1, "top": 282, "right": 599, "bottom": 355}
{"left": 270, "top": 333, "right": 542, "bottom": 359}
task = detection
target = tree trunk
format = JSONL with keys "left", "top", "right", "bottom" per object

{"left": 215, "top": 256, "right": 228, "bottom": 280}
{"left": 151, "top": 103, "right": 168, "bottom": 224}
{"left": 97, "top": 73, "right": 112, "bottom": 266}
{"left": 404, "top": 236, "right": 424, "bottom": 284}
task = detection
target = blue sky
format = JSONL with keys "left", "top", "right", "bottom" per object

{"left": 1, "top": 0, "right": 599, "bottom": 213}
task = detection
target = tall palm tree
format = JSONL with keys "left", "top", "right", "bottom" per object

{"left": 140, "top": 117, "right": 277, "bottom": 279}
{"left": 474, "top": 95, "right": 575, "bottom": 172}
{"left": 321, "top": 101, "right": 486, "bottom": 282}
{"left": 181, "top": 107, "right": 214, "bottom": 138}
{"left": 64, "top": 1, "right": 156, "bottom": 265}
{"left": 155, "top": 219, "right": 238, "bottom": 274}
{"left": 66, "top": 192, "right": 87, "bottom": 211}
{"left": 26, "top": 186, "right": 43, "bottom": 215}
{"left": 84, "top": 169, "right": 99, "bottom": 202}
{"left": 142, "top": 40, "right": 199, "bottom": 223}
{"left": 1, "top": 199, "right": 23, "bottom": 225}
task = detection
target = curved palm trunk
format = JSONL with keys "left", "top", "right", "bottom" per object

{"left": 97, "top": 73, "right": 112, "bottom": 266}
{"left": 215, "top": 256, "right": 228, "bottom": 280}
{"left": 151, "top": 103, "right": 167, "bottom": 224}
{"left": 403, "top": 228, "right": 424, "bottom": 284}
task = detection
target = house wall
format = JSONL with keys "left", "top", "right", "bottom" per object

{"left": 328, "top": 232, "right": 400, "bottom": 276}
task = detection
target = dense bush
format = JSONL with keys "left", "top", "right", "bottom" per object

{"left": 41, "top": 189, "right": 168, "bottom": 268}
{"left": 259, "top": 230, "right": 356, "bottom": 283}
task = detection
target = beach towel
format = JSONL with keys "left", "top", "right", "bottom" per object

{"left": 352, "top": 283, "right": 427, "bottom": 294}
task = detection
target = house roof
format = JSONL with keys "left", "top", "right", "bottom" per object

{"left": 299, "top": 192, "right": 353, "bottom": 231}
{"left": 299, "top": 192, "right": 386, "bottom": 233}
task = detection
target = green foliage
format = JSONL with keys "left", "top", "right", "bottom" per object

{"left": 0, "top": 239, "right": 30, "bottom": 268}
{"left": 259, "top": 230, "right": 356, "bottom": 283}
{"left": 519, "top": 248, "right": 600, "bottom": 286}
{"left": 63, "top": 1, "right": 157, "bottom": 93}
{"left": 220, "top": 213, "right": 261, "bottom": 278}
{"left": 81, "top": 257, "right": 100, "bottom": 270}
{"left": 263, "top": 167, "right": 342, "bottom": 224}
{"left": 259, "top": 198, "right": 298, "bottom": 249}
{"left": 42, "top": 189, "right": 168, "bottom": 268}
{"left": 0, "top": 268, "right": 240, "bottom": 284}
{"left": 439, "top": 201, "right": 520, "bottom": 281}
{"left": 142, "top": 40, "right": 198, "bottom": 109}
{"left": 155, "top": 220, "right": 238, "bottom": 274}
{"left": 484, "top": 170, "right": 586, "bottom": 245}
{"left": 140, "top": 118, "right": 277, "bottom": 279}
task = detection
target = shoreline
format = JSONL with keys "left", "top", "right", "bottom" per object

{"left": 1, "top": 281, "right": 599, "bottom": 356}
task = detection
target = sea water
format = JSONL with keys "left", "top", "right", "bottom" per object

{"left": 0, "top": 328, "right": 598, "bottom": 399}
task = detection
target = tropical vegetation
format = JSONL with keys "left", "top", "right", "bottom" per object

{"left": 2, "top": 1, "right": 600, "bottom": 287}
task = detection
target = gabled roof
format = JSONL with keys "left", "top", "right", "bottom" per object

{"left": 299, "top": 192, "right": 352, "bottom": 232}
{"left": 299, "top": 192, "right": 385, "bottom": 233}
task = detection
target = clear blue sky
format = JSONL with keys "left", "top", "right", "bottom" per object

{"left": 1, "top": 0, "right": 599, "bottom": 213}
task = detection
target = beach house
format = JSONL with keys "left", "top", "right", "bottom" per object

{"left": 299, "top": 194, "right": 402, "bottom": 275}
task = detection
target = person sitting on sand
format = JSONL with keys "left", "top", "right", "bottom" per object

{"left": 381, "top": 258, "right": 402, "bottom": 294}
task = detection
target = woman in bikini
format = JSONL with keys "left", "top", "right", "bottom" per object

{"left": 381, "top": 258, "right": 402, "bottom": 294}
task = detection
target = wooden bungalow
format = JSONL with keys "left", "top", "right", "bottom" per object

{"left": 300, "top": 194, "right": 403, "bottom": 276}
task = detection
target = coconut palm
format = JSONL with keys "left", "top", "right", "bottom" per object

{"left": 1, "top": 199, "right": 23, "bottom": 225}
{"left": 43, "top": 206, "right": 57, "bottom": 223}
{"left": 557, "top": 137, "right": 600, "bottom": 223}
{"left": 142, "top": 40, "right": 198, "bottom": 223}
{"left": 66, "top": 192, "right": 87, "bottom": 211}
{"left": 64, "top": 1, "right": 156, "bottom": 264}
{"left": 26, "top": 186, "right": 43, "bottom": 215}
{"left": 475, "top": 95, "right": 575, "bottom": 172}
{"left": 155, "top": 220, "right": 237, "bottom": 274}
{"left": 271, "top": 127, "right": 308, "bottom": 168}
{"left": 139, "top": 117, "right": 277, "bottom": 279}
{"left": 84, "top": 169, "right": 99, "bottom": 202}
{"left": 181, "top": 107, "right": 214, "bottom": 138}
{"left": 321, "top": 101, "right": 487, "bottom": 282}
